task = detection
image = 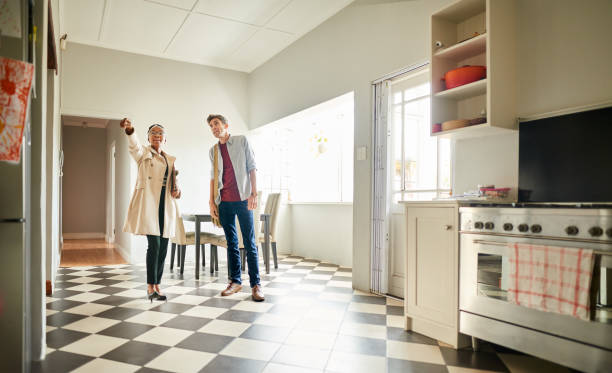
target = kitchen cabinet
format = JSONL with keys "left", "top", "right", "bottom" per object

{"left": 430, "top": 0, "right": 517, "bottom": 139}
{"left": 403, "top": 201, "right": 469, "bottom": 348}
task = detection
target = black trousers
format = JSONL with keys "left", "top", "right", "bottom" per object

{"left": 146, "top": 186, "right": 168, "bottom": 285}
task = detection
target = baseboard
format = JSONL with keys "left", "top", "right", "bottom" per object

{"left": 114, "top": 242, "right": 130, "bottom": 264}
{"left": 46, "top": 280, "right": 52, "bottom": 296}
{"left": 63, "top": 232, "right": 106, "bottom": 240}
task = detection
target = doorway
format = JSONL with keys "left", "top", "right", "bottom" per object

{"left": 372, "top": 63, "right": 452, "bottom": 298}
{"left": 60, "top": 115, "right": 126, "bottom": 267}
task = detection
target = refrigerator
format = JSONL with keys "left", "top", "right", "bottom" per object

{"left": 0, "top": 1, "right": 33, "bottom": 371}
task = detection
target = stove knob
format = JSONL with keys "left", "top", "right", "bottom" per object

{"left": 565, "top": 226, "right": 579, "bottom": 236}
{"left": 485, "top": 222, "right": 495, "bottom": 230}
{"left": 518, "top": 224, "right": 529, "bottom": 233}
{"left": 503, "top": 223, "right": 513, "bottom": 231}
{"left": 607, "top": 228, "right": 612, "bottom": 238}
{"left": 530, "top": 224, "right": 542, "bottom": 233}
{"left": 474, "top": 222, "right": 484, "bottom": 229}
{"left": 588, "top": 227, "right": 603, "bottom": 237}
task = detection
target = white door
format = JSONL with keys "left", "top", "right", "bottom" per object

{"left": 387, "top": 66, "right": 431, "bottom": 298}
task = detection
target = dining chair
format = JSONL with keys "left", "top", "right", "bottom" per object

{"left": 170, "top": 230, "right": 222, "bottom": 275}
{"left": 256, "top": 192, "right": 281, "bottom": 270}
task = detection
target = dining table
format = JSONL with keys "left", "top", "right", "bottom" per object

{"left": 182, "top": 213, "right": 272, "bottom": 280}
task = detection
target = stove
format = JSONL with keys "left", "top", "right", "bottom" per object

{"left": 459, "top": 206, "right": 612, "bottom": 373}
{"left": 460, "top": 205, "right": 612, "bottom": 242}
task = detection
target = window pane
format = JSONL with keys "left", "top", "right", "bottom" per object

{"left": 403, "top": 96, "right": 436, "bottom": 190}
{"left": 392, "top": 104, "right": 402, "bottom": 191}
{"left": 393, "top": 91, "right": 402, "bottom": 104}
{"left": 250, "top": 92, "right": 354, "bottom": 203}
{"left": 403, "top": 82, "right": 429, "bottom": 101}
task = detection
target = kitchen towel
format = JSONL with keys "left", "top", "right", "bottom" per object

{"left": 0, "top": 57, "right": 35, "bottom": 163}
{"left": 507, "top": 243, "right": 594, "bottom": 320}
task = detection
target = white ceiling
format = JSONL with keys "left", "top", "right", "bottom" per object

{"left": 61, "top": 0, "right": 355, "bottom": 72}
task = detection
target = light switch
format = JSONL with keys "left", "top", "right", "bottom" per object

{"left": 356, "top": 146, "right": 367, "bottom": 161}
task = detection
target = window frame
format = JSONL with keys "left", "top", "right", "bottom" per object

{"left": 390, "top": 68, "right": 452, "bottom": 201}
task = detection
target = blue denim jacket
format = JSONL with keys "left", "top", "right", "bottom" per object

{"left": 209, "top": 135, "right": 257, "bottom": 205}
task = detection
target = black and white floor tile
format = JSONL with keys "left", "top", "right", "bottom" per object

{"left": 37, "top": 252, "right": 578, "bottom": 373}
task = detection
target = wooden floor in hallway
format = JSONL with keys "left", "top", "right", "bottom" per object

{"left": 60, "top": 239, "right": 127, "bottom": 267}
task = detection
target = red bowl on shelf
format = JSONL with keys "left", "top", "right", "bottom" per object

{"left": 442, "top": 65, "right": 486, "bottom": 89}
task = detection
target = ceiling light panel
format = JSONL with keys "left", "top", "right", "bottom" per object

{"left": 266, "top": 0, "right": 353, "bottom": 34}
{"left": 102, "top": 0, "right": 188, "bottom": 53}
{"left": 63, "top": 0, "right": 106, "bottom": 41}
{"left": 144, "top": 0, "right": 198, "bottom": 10}
{"left": 166, "top": 12, "right": 258, "bottom": 65}
{"left": 227, "top": 29, "right": 294, "bottom": 72}
{"left": 193, "top": 0, "right": 291, "bottom": 26}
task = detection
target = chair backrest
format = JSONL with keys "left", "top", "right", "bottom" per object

{"left": 237, "top": 191, "right": 262, "bottom": 247}
{"left": 261, "top": 192, "right": 281, "bottom": 241}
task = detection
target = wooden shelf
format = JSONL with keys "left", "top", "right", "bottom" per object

{"left": 434, "top": 33, "right": 486, "bottom": 61}
{"left": 434, "top": 79, "right": 486, "bottom": 100}
{"left": 430, "top": 0, "right": 516, "bottom": 139}
{"left": 431, "top": 123, "right": 515, "bottom": 139}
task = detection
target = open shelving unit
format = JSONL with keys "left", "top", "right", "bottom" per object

{"left": 434, "top": 78, "right": 486, "bottom": 100}
{"left": 430, "top": 0, "right": 516, "bottom": 139}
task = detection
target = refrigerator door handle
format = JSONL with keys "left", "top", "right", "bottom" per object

{"left": 0, "top": 218, "right": 26, "bottom": 223}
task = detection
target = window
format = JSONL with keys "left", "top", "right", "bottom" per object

{"left": 390, "top": 67, "right": 451, "bottom": 202}
{"left": 248, "top": 92, "right": 354, "bottom": 203}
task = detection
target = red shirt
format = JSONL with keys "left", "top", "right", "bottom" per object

{"left": 219, "top": 142, "right": 242, "bottom": 202}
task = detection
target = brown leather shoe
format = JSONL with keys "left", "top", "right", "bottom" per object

{"left": 221, "top": 282, "right": 242, "bottom": 296}
{"left": 252, "top": 285, "right": 265, "bottom": 302}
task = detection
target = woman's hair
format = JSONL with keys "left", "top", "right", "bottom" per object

{"left": 147, "top": 124, "right": 165, "bottom": 135}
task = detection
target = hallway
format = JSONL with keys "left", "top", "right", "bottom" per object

{"left": 38, "top": 254, "right": 572, "bottom": 373}
{"left": 60, "top": 239, "right": 127, "bottom": 267}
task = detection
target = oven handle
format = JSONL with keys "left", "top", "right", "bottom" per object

{"left": 472, "top": 239, "right": 612, "bottom": 258}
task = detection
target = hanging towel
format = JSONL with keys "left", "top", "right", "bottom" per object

{"left": 507, "top": 243, "right": 594, "bottom": 320}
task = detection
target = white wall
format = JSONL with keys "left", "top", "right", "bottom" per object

{"left": 289, "top": 203, "right": 352, "bottom": 268}
{"left": 453, "top": 0, "right": 612, "bottom": 195}
{"left": 106, "top": 121, "right": 132, "bottom": 261}
{"left": 61, "top": 43, "right": 250, "bottom": 262}
{"left": 248, "top": 0, "right": 451, "bottom": 290}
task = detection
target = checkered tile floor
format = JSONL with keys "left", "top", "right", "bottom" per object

{"left": 38, "top": 252, "right": 576, "bottom": 373}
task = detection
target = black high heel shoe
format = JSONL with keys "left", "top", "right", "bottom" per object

{"left": 147, "top": 291, "right": 158, "bottom": 303}
{"left": 155, "top": 292, "right": 167, "bottom": 301}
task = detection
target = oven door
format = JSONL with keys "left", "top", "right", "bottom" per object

{"left": 460, "top": 233, "right": 612, "bottom": 350}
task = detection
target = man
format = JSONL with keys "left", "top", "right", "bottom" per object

{"left": 208, "top": 114, "right": 264, "bottom": 302}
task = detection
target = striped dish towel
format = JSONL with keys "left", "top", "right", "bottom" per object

{"left": 507, "top": 243, "right": 594, "bottom": 320}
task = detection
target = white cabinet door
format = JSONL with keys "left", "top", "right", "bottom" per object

{"left": 388, "top": 203, "right": 407, "bottom": 297}
{"left": 406, "top": 206, "right": 457, "bottom": 328}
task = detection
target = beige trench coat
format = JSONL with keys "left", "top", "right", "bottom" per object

{"left": 123, "top": 133, "right": 186, "bottom": 244}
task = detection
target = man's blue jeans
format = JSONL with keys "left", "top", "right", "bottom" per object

{"left": 219, "top": 200, "right": 260, "bottom": 288}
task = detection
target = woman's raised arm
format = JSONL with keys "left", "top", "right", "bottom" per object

{"left": 120, "top": 118, "right": 146, "bottom": 163}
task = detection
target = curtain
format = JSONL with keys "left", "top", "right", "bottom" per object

{"left": 371, "top": 80, "right": 391, "bottom": 294}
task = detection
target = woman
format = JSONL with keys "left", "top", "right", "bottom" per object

{"left": 120, "top": 118, "right": 185, "bottom": 301}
